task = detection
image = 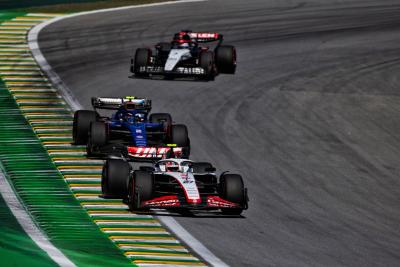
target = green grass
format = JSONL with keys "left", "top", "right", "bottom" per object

{"left": 0, "top": 79, "right": 134, "bottom": 267}
{"left": 0, "top": 12, "right": 26, "bottom": 22}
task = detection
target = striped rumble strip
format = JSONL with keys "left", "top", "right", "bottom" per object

{"left": 0, "top": 12, "right": 206, "bottom": 267}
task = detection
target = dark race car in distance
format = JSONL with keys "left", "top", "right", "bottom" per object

{"left": 102, "top": 157, "right": 248, "bottom": 215}
{"left": 72, "top": 96, "right": 190, "bottom": 161}
{"left": 131, "top": 30, "right": 237, "bottom": 80}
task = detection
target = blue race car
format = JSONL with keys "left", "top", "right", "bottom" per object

{"left": 72, "top": 96, "right": 190, "bottom": 160}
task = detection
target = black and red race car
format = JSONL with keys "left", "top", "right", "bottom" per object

{"left": 101, "top": 157, "right": 248, "bottom": 215}
{"left": 131, "top": 30, "right": 237, "bottom": 80}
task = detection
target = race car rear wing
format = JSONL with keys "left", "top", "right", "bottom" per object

{"left": 127, "top": 146, "right": 188, "bottom": 161}
{"left": 91, "top": 96, "right": 152, "bottom": 110}
{"left": 188, "top": 32, "right": 223, "bottom": 44}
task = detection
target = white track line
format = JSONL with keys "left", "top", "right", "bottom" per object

{"left": 0, "top": 170, "right": 77, "bottom": 267}
{"left": 160, "top": 216, "right": 229, "bottom": 267}
{"left": 28, "top": 1, "right": 231, "bottom": 267}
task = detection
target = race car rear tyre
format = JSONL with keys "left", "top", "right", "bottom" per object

{"left": 73, "top": 110, "right": 97, "bottom": 145}
{"left": 171, "top": 124, "right": 190, "bottom": 147}
{"left": 150, "top": 113, "right": 172, "bottom": 133}
{"left": 220, "top": 174, "right": 245, "bottom": 215}
{"left": 128, "top": 171, "right": 154, "bottom": 211}
{"left": 215, "top": 45, "right": 236, "bottom": 74}
{"left": 199, "top": 51, "right": 216, "bottom": 80}
{"left": 134, "top": 48, "right": 151, "bottom": 77}
{"left": 89, "top": 121, "right": 108, "bottom": 146}
{"left": 87, "top": 121, "right": 108, "bottom": 156}
{"left": 102, "top": 159, "right": 130, "bottom": 198}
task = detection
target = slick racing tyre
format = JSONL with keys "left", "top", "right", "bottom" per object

{"left": 73, "top": 110, "right": 97, "bottom": 145}
{"left": 170, "top": 124, "right": 190, "bottom": 158}
{"left": 150, "top": 113, "right": 172, "bottom": 133}
{"left": 102, "top": 159, "right": 130, "bottom": 198}
{"left": 134, "top": 48, "right": 151, "bottom": 77}
{"left": 87, "top": 121, "right": 108, "bottom": 156}
{"left": 171, "top": 124, "right": 190, "bottom": 147}
{"left": 199, "top": 51, "right": 216, "bottom": 80}
{"left": 89, "top": 121, "right": 107, "bottom": 146}
{"left": 220, "top": 174, "right": 246, "bottom": 215}
{"left": 215, "top": 45, "right": 237, "bottom": 74}
{"left": 128, "top": 171, "right": 154, "bottom": 211}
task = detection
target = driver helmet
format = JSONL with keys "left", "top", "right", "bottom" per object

{"left": 166, "top": 161, "right": 179, "bottom": 172}
{"left": 158, "top": 164, "right": 166, "bottom": 172}
{"left": 174, "top": 33, "right": 193, "bottom": 47}
{"left": 125, "top": 112, "right": 134, "bottom": 123}
{"left": 173, "top": 149, "right": 183, "bottom": 158}
{"left": 180, "top": 162, "right": 192, "bottom": 173}
{"left": 134, "top": 113, "right": 145, "bottom": 123}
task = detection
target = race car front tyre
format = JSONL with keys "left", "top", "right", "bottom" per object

{"left": 102, "top": 159, "right": 130, "bottom": 198}
{"left": 215, "top": 45, "right": 236, "bottom": 74}
{"left": 128, "top": 171, "right": 154, "bottom": 211}
{"left": 73, "top": 110, "right": 97, "bottom": 145}
{"left": 134, "top": 48, "right": 151, "bottom": 77}
{"left": 219, "top": 174, "right": 245, "bottom": 215}
{"left": 199, "top": 51, "right": 216, "bottom": 80}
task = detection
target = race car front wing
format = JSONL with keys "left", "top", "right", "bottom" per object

{"left": 136, "top": 65, "right": 206, "bottom": 75}
{"left": 141, "top": 195, "right": 247, "bottom": 210}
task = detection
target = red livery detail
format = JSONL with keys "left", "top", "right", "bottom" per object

{"left": 207, "top": 196, "right": 239, "bottom": 208}
{"left": 127, "top": 147, "right": 182, "bottom": 158}
{"left": 187, "top": 32, "right": 219, "bottom": 41}
{"left": 143, "top": 195, "right": 180, "bottom": 207}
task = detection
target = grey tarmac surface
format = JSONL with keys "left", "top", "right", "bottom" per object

{"left": 38, "top": 0, "right": 400, "bottom": 266}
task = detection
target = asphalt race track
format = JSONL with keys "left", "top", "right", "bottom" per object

{"left": 38, "top": 0, "right": 400, "bottom": 266}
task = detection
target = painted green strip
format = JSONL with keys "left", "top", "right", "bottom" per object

{"left": 0, "top": 60, "right": 133, "bottom": 267}
{"left": 0, "top": 193, "right": 60, "bottom": 267}
{"left": 0, "top": 12, "right": 207, "bottom": 267}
